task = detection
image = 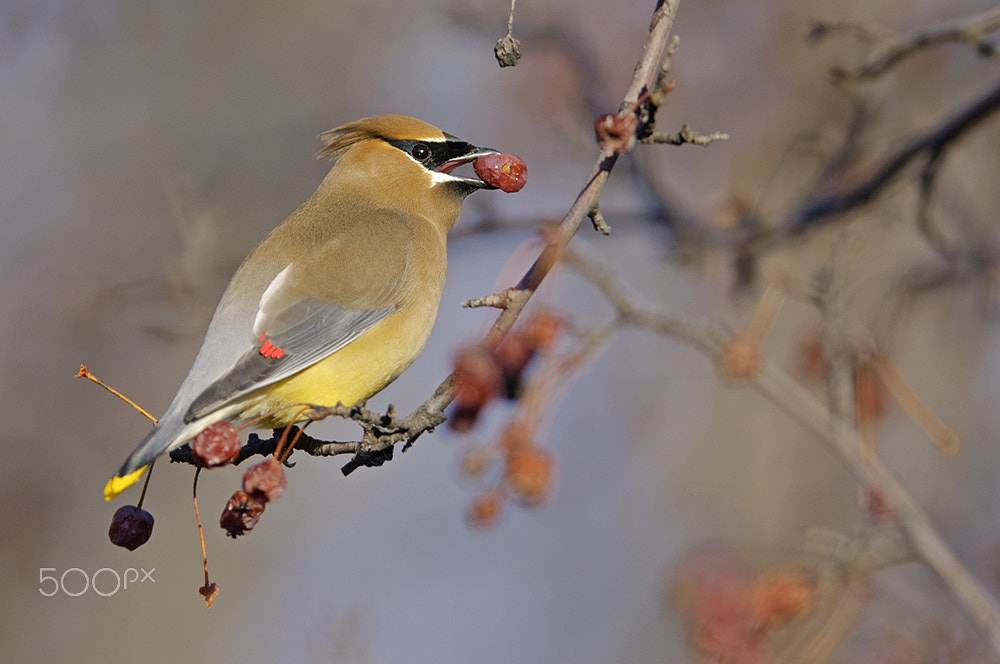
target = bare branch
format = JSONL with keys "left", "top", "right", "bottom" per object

{"left": 791, "top": 77, "right": 1000, "bottom": 234}
{"left": 816, "top": 6, "right": 1000, "bottom": 80}
{"left": 565, "top": 245, "right": 1000, "bottom": 652}
{"left": 643, "top": 123, "right": 730, "bottom": 146}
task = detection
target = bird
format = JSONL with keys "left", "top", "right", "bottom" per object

{"left": 105, "top": 114, "right": 505, "bottom": 500}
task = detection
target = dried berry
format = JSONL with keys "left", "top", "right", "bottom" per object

{"left": 748, "top": 571, "right": 814, "bottom": 630}
{"left": 191, "top": 421, "right": 241, "bottom": 468}
{"left": 473, "top": 153, "right": 527, "bottom": 193}
{"left": 220, "top": 489, "right": 266, "bottom": 538}
{"left": 108, "top": 504, "right": 154, "bottom": 551}
{"left": 494, "top": 34, "right": 522, "bottom": 67}
{"left": 450, "top": 344, "right": 503, "bottom": 432}
{"left": 494, "top": 331, "right": 535, "bottom": 399}
{"left": 672, "top": 550, "right": 762, "bottom": 662}
{"left": 466, "top": 490, "right": 504, "bottom": 528}
{"left": 522, "top": 311, "right": 562, "bottom": 351}
{"left": 242, "top": 457, "right": 286, "bottom": 502}
{"left": 199, "top": 582, "right": 220, "bottom": 608}
{"left": 497, "top": 420, "right": 534, "bottom": 452}
{"left": 503, "top": 446, "right": 554, "bottom": 505}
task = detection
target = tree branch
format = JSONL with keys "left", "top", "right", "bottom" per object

{"left": 790, "top": 76, "right": 1000, "bottom": 234}
{"left": 813, "top": 6, "right": 1000, "bottom": 80}
{"left": 563, "top": 245, "right": 1000, "bottom": 655}
{"left": 167, "top": 1, "right": 684, "bottom": 473}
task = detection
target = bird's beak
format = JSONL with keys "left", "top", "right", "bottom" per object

{"left": 438, "top": 147, "right": 502, "bottom": 189}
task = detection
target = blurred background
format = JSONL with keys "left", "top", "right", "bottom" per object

{"left": 4, "top": 0, "right": 1000, "bottom": 661}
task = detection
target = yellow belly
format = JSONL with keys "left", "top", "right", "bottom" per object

{"left": 240, "top": 302, "right": 436, "bottom": 427}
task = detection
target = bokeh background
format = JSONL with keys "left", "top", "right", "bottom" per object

{"left": 4, "top": 0, "right": 1000, "bottom": 661}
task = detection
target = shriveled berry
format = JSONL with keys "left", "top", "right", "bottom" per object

{"left": 522, "top": 311, "right": 563, "bottom": 351}
{"left": 199, "top": 582, "right": 220, "bottom": 608}
{"left": 450, "top": 344, "right": 503, "bottom": 432}
{"left": 473, "top": 153, "right": 526, "bottom": 193}
{"left": 109, "top": 504, "right": 154, "bottom": 551}
{"left": 220, "top": 489, "right": 266, "bottom": 538}
{"left": 191, "top": 421, "right": 241, "bottom": 468}
{"left": 503, "top": 446, "right": 554, "bottom": 505}
{"left": 748, "top": 570, "right": 814, "bottom": 630}
{"left": 497, "top": 420, "right": 534, "bottom": 452}
{"left": 494, "top": 332, "right": 535, "bottom": 399}
{"left": 494, "top": 34, "right": 522, "bottom": 67}
{"left": 242, "top": 457, "right": 286, "bottom": 502}
{"left": 466, "top": 490, "right": 504, "bottom": 528}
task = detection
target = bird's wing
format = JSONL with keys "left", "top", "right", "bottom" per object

{"left": 183, "top": 208, "right": 415, "bottom": 422}
{"left": 182, "top": 301, "right": 394, "bottom": 422}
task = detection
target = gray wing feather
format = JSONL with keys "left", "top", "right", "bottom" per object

{"left": 184, "top": 302, "right": 394, "bottom": 422}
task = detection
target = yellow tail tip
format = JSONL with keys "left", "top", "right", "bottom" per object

{"left": 104, "top": 466, "right": 148, "bottom": 501}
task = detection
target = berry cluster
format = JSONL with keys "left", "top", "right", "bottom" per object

{"left": 451, "top": 311, "right": 561, "bottom": 432}
{"left": 449, "top": 311, "right": 563, "bottom": 527}
{"left": 220, "top": 457, "right": 287, "bottom": 538}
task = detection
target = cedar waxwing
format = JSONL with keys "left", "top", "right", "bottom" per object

{"left": 105, "top": 114, "right": 505, "bottom": 500}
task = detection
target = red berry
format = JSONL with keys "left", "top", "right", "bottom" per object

{"left": 108, "top": 504, "right": 154, "bottom": 550}
{"left": 242, "top": 457, "right": 286, "bottom": 502}
{"left": 494, "top": 332, "right": 534, "bottom": 399}
{"left": 449, "top": 344, "right": 503, "bottom": 432}
{"left": 522, "top": 311, "right": 562, "bottom": 351}
{"left": 466, "top": 490, "right": 504, "bottom": 528}
{"left": 191, "top": 421, "right": 241, "bottom": 468}
{"left": 220, "top": 489, "right": 266, "bottom": 538}
{"left": 473, "top": 153, "right": 527, "bottom": 193}
{"left": 503, "top": 446, "right": 554, "bottom": 505}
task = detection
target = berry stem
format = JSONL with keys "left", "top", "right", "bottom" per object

{"left": 75, "top": 365, "right": 158, "bottom": 423}
{"left": 136, "top": 460, "right": 154, "bottom": 509}
{"left": 192, "top": 469, "right": 212, "bottom": 589}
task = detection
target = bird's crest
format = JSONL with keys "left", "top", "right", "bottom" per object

{"left": 317, "top": 114, "right": 449, "bottom": 161}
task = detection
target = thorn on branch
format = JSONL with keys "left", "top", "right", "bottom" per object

{"left": 462, "top": 287, "right": 519, "bottom": 309}
{"left": 643, "top": 123, "right": 730, "bottom": 147}
{"left": 588, "top": 205, "right": 611, "bottom": 235}
{"left": 651, "top": 38, "right": 681, "bottom": 107}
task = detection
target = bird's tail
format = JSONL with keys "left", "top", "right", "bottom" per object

{"left": 104, "top": 405, "right": 239, "bottom": 500}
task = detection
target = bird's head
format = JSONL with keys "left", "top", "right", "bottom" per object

{"left": 319, "top": 114, "right": 502, "bottom": 197}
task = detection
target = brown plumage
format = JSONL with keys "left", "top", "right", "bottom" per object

{"left": 105, "top": 114, "right": 502, "bottom": 499}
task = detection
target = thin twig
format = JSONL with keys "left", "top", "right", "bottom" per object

{"left": 753, "top": 361, "right": 1000, "bottom": 652}
{"left": 791, "top": 77, "right": 1000, "bottom": 233}
{"left": 76, "top": 365, "right": 158, "bottom": 423}
{"left": 566, "top": 246, "right": 1000, "bottom": 653}
{"left": 167, "top": 0, "right": 685, "bottom": 478}
{"left": 406, "top": 0, "right": 682, "bottom": 426}
{"left": 825, "top": 6, "right": 1000, "bottom": 80}
{"left": 643, "top": 123, "right": 730, "bottom": 146}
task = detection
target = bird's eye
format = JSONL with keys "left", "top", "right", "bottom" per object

{"left": 411, "top": 143, "right": 431, "bottom": 161}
